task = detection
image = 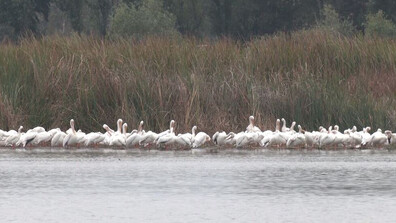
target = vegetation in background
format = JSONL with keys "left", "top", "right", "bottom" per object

{"left": 1, "top": 0, "right": 396, "bottom": 40}
{"left": 316, "top": 4, "right": 356, "bottom": 36}
{"left": 0, "top": 30, "right": 396, "bottom": 133}
{"left": 365, "top": 10, "right": 396, "bottom": 38}
{"left": 1, "top": 0, "right": 396, "bottom": 134}
{"left": 108, "top": 0, "right": 177, "bottom": 38}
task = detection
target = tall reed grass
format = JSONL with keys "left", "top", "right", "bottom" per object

{"left": 0, "top": 29, "right": 395, "bottom": 133}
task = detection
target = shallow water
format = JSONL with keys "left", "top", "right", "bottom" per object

{"left": 1, "top": 148, "right": 396, "bottom": 222}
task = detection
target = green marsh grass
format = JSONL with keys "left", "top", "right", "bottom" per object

{"left": 0, "top": 30, "right": 395, "bottom": 133}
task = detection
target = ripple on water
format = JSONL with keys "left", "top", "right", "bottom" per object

{"left": 0, "top": 148, "right": 395, "bottom": 222}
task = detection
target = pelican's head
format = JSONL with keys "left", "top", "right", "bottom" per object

{"left": 334, "top": 125, "right": 339, "bottom": 131}
{"left": 366, "top": 127, "right": 371, "bottom": 132}
{"left": 170, "top": 120, "right": 175, "bottom": 128}
{"left": 18, "top": 126, "right": 23, "bottom": 132}
{"left": 385, "top": 130, "right": 392, "bottom": 137}
{"left": 249, "top": 116, "right": 255, "bottom": 124}
{"left": 276, "top": 119, "right": 281, "bottom": 131}
{"left": 377, "top": 128, "right": 382, "bottom": 133}
{"left": 70, "top": 119, "right": 75, "bottom": 130}
{"left": 123, "top": 123, "right": 128, "bottom": 134}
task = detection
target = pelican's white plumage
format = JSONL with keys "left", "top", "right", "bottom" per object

{"left": 286, "top": 125, "right": 306, "bottom": 148}
{"left": 51, "top": 131, "right": 67, "bottom": 147}
{"left": 63, "top": 119, "right": 83, "bottom": 147}
{"left": 126, "top": 121, "right": 145, "bottom": 148}
{"left": 84, "top": 132, "right": 105, "bottom": 147}
{"left": 5, "top": 126, "right": 23, "bottom": 147}
{"left": 246, "top": 116, "right": 261, "bottom": 133}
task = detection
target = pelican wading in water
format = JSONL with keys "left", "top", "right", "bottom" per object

{"left": 63, "top": 119, "right": 84, "bottom": 147}
{"left": 1, "top": 116, "right": 395, "bottom": 150}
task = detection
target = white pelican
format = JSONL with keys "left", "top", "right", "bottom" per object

{"left": 126, "top": 121, "right": 145, "bottom": 148}
{"left": 5, "top": 126, "right": 23, "bottom": 147}
{"left": 264, "top": 119, "right": 288, "bottom": 148}
{"left": 319, "top": 126, "right": 336, "bottom": 149}
{"left": 63, "top": 119, "right": 83, "bottom": 147}
{"left": 212, "top": 131, "right": 233, "bottom": 146}
{"left": 84, "top": 132, "right": 105, "bottom": 147}
{"left": 28, "top": 126, "right": 45, "bottom": 133}
{"left": 366, "top": 129, "right": 388, "bottom": 148}
{"left": 32, "top": 128, "right": 60, "bottom": 146}
{"left": 246, "top": 116, "right": 261, "bottom": 133}
{"left": 16, "top": 131, "right": 38, "bottom": 147}
{"left": 281, "top": 118, "right": 289, "bottom": 132}
{"left": 109, "top": 119, "right": 126, "bottom": 147}
{"left": 286, "top": 125, "right": 306, "bottom": 149}
{"left": 176, "top": 126, "right": 196, "bottom": 147}
{"left": 191, "top": 126, "right": 211, "bottom": 148}
{"left": 385, "top": 130, "right": 396, "bottom": 145}
{"left": 156, "top": 120, "right": 180, "bottom": 149}
{"left": 359, "top": 127, "right": 372, "bottom": 146}
{"left": 51, "top": 131, "right": 67, "bottom": 147}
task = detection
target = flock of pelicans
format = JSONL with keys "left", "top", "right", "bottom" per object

{"left": 0, "top": 116, "right": 396, "bottom": 150}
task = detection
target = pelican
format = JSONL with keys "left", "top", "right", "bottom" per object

{"left": 156, "top": 120, "right": 179, "bottom": 149}
{"left": 246, "top": 116, "right": 261, "bottom": 133}
{"left": 286, "top": 125, "right": 306, "bottom": 148}
{"left": 63, "top": 119, "right": 83, "bottom": 147}
{"left": 366, "top": 129, "right": 388, "bottom": 148}
{"left": 17, "top": 130, "right": 38, "bottom": 147}
{"left": 385, "top": 130, "right": 396, "bottom": 145}
{"left": 28, "top": 126, "right": 45, "bottom": 133}
{"left": 212, "top": 131, "right": 233, "bottom": 146}
{"left": 263, "top": 119, "right": 287, "bottom": 148}
{"left": 84, "top": 132, "right": 105, "bottom": 147}
{"left": 51, "top": 131, "right": 67, "bottom": 147}
{"left": 31, "top": 128, "right": 60, "bottom": 146}
{"left": 126, "top": 121, "right": 145, "bottom": 148}
{"left": 155, "top": 120, "right": 176, "bottom": 144}
{"left": 319, "top": 126, "right": 336, "bottom": 149}
{"left": 5, "top": 126, "right": 23, "bottom": 147}
{"left": 176, "top": 126, "right": 196, "bottom": 147}
{"left": 109, "top": 119, "right": 126, "bottom": 147}
{"left": 281, "top": 118, "right": 289, "bottom": 132}
{"left": 191, "top": 126, "right": 211, "bottom": 148}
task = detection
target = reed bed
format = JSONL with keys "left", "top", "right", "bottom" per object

{"left": 0, "top": 29, "right": 396, "bottom": 133}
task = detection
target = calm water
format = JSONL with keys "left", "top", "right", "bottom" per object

{"left": 1, "top": 148, "right": 396, "bottom": 222}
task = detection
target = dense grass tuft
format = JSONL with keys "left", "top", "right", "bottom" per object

{"left": 1, "top": 30, "right": 396, "bottom": 133}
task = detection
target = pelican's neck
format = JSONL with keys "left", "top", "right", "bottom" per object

{"left": 117, "top": 120, "right": 122, "bottom": 134}
{"left": 290, "top": 122, "right": 296, "bottom": 131}
{"left": 138, "top": 121, "right": 143, "bottom": 133}
{"left": 169, "top": 120, "right": 175, "bottom": 130}
{"left": 192, "top": 126, "right": 196, "bottom": 137}
{"left": 123, "top": 124, "right": 127, "bottom": 135}
{"left": 249, "top": 116, "right": 254, "bottom": 126}
{"left": 276, "top": 120, "right": 280, "bottom": 132}
{"left": 70, "top": 120, "right": 76, "bottom": 134}
{"left": 298, "top": 125, "right": 302, "bottom": 133}
{"left": 282, "top": 119, "right": 286, "bottom": 129}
